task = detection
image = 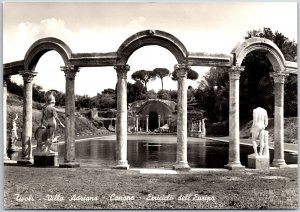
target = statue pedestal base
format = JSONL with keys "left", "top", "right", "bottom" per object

{"left": 247, "top": 154, "right": 270, "bottom": 169}
{"left": 34, "top": 152, "right": 58, "bottom": 167}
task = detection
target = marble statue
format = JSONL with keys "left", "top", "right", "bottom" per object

{"left": 35, "top": 91, "right": 65, "bottom": 153}
{"left": 251, "top": 107, "right": 268, "bottom": 156}
{"left": 9, "top": 113, "right": 18, "bottom": 150}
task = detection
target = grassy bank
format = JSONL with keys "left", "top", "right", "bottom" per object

{"left": 6, "top": 93, "right": 114, "bottom": 146}
{"left": 4, "top": 166, "right": 297, "bottom": 209}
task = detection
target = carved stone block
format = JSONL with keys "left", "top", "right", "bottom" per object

{"left": 247, "top": 154, "right": 270, "bottom": 169}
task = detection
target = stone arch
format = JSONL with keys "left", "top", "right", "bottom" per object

{"left": 116, "top": 30, "right": 188, "bottom": 65}
{"left": 231, "top": 37, "right": 286, "bottom": 73}
{"left": 24, "top": 37, "right": 72, "bottom": 71}
{"left": 137, "top": 99, "right": 175, "bottom": 115}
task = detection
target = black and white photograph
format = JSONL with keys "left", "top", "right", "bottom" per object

{"left": 2, "top": 1, "right": 298, "bottom": 209}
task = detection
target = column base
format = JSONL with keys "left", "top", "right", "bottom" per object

{"left": 17, "top": 158, "right": 34, "bottom": 165}
{"left": 271, "top": 159, "right": 287, "bottom": 168}
{"left": 59, "top": 161, "right": 80, "bottom": 168}
{"left": 224, "top": 162, "right": 245, "bottom": 170}
{"left": 173, "top": 161, "right": 190, "bottom": 171}
{"left": 113, "top": 160, "right": 130, "bottom": 170}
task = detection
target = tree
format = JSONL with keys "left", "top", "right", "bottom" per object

{"left": 171, "top": 68, "right": 199, "bottom": 81}
{"left": 131, "top": 70, "right": 156, "bottom": 91}
{"left": 195, "top": 28, "right": 297, "bottom": 125}
{"left": 243, "top": 27, "right": 297, "bottom": 119}
{"left": 7, "top": 79, "right": 23, "bottom": 97}
{"left": 102, "top": 88, "right": 115, "bottom": 95}
{"left": 143, "top": 90, "right": 157, "bottom": 100}
{"left": 194, "top": 67, "right": 229, "bottom": 123}
{"left": 157, "top": 89, "right": 171, "bottom": 100}
{"left": 153, "top": 68, "right": 170, "bottom": 90}
{"left": 127, "top": 81, "right": 146, "bottom": 103}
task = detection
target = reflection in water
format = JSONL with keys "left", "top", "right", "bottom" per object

{"left": 9, "top": 138, "right": 297, "bottom": 168}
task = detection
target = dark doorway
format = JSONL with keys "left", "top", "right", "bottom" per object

{"left": 149, "top": 111, "right": 158, "bottom": 131}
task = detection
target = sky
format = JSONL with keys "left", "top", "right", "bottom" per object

{"left": 3, "top": 2, "right": 297, "bottom": 97}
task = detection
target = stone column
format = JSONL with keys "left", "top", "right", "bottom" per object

{"left": 158, "top": 115, "right": 161, "bottom": 128}
{"left": 3, "top": 75, "right": 10, "bottom": 160}
{"left": 17, "top": 71, "right": 37, "bottom": 165}
{"left": 191, "top": 121, "right": 194, "bottom": 132}
{"left": 225, "top": 66, "right": 244, "bottom": 170}
{"left": 270, "top": 72, "right": 288, "bottom": 167}
{"left": 59, "top": 66, "right": 80, "bottom": 168}
{"left": 135, "top": 115, "right": 139, "bottom": 132}
{"left": 198, "top": 120, "right": 202, "bottom": 132}
{"left": 146, "top": 115, "right": 149, "bottom": 132}
{"left": 113, "top": 65, "right": 130, "bottom": 169}
{"left": 173, "top": 64, "right": 190, "bottom": 170}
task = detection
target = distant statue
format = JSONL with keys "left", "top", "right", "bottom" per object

{"left": 35, "top": 91, "right": 65, "bottom": 153}
{"left": 9, "top": 114, "right": 18, "bottom": 150}
{"left": 251, "top": 107, "right": 268, "bottom": 156}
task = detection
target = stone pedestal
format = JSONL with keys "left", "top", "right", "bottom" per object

{"left": 34, "top": 152, "right": 58, "bottom": 167}
{"left": 248, "top": 154, "right": 270, "bottom": 169}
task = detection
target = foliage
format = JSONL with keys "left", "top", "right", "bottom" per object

{"left": 195, "top": 28, "right": 297, "bottom": 126}
{"left": 195, "top": 67, "right": 229, "bottom": 123}
{"left": 131, "top": 70, "right": 156, "bottom": 91}
{"left": 168, "top": 90, "right": 178, "bottom": 101}
{"left": 127, "top": 81, "right": 147, "bottom": 103}
{"left": 157, "top": 89, "right": 171, "bottom": 100}
{"left": 142, "top": 90, "right": 158, "bottom": 100}
{"left": 242, "top": 27, "right": 297, "bottom": 120}
{"left": 153, "top": 68, "right": 170, "bottom": 90}
{"left": 7, "top": 79, "right": 24, "bottom": 98}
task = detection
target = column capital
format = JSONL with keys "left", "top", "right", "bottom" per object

{"left": 270, "top": 72, "right": 289, "bottom": 84}
{"left": 229, "top": 66, "right": 244, "bottom": 80}
{"left": 114, "top": 65, "right": 130, "bottom": 79}
{"left": 146, "top": 114, "right": 149, "bottom": 118}
{"left": 136, "top": 114, "right": 139, "bottom": 118}
{"left": 61, "top": 65, "right": 80, "bottom": 79}
{"left": 19, "top": 71, "right": 37, "bottom": 83}
{"left": 174, "top": 64, "right": 190, "bottom": 78}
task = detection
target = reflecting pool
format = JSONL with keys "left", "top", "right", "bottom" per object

{"left": 55, "top": 135, "right": 297, "bottom": 168}
{"left": 9, "top": 135, "right": 297, "bottom": 168}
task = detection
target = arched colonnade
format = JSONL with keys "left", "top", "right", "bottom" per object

{"left": 3, "top": 30, "right": 297, "bottom": 169}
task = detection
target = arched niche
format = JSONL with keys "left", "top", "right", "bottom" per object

{"left": 24, "top": 37, "right": 72, "bottom": 71}
{"left": 116, "top": 30, "right": 188, "bottom": 65}
{"left": 231, "top": 37, "right": 286, "bottom": 73}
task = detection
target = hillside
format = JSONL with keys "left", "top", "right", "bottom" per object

{"left": 6, "top": 93, "right": 114, "bottom": 146}
{"left": 240, "top": 117, "right": 297, "bottom": 144}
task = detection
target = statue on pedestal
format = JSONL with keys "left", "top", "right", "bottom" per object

{"left": 35, "top": 91, "right": 65, "bottom": 153}
{"left": 251, "top": 107, "right": 268, "bottom": 156}
{"left": 9, "top": 114, "right": 19, "bottom": 151}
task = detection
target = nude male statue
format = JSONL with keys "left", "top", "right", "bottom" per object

{"left": 35, "top": 91, "right": 64, "bottom": 153}
{"left": 251, "top": 107, "right": 268, "bottom": 156}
